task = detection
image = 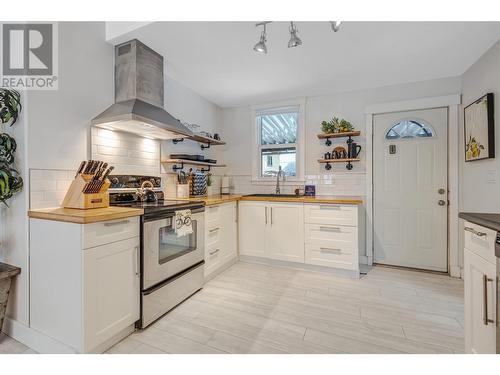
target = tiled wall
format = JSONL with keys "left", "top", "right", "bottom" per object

{"left": 223, "top": 172, "right": 366, "bottom": 196}
{"left": 91, "top": 127, "right": 161, "bottom": 176}
{"left": 30, "top": 169, "right": 75, "bottom": 209}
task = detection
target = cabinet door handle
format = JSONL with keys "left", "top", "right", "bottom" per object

{"left": 134, "top": 246, "right": 139, "bottom": 277}
{"left": 319, "top": 205, "right": 341, "bottom": 210}
{"left": 465, "top": 226, "right": 487, "bottom": 237}
{"left": 104, "top": 219, "right": 130, "bottom": 227}
{"left": 265, "top": 206, "right": 267, "bottom": 225}
{"left": 483, "top": 275, "right": 495, "bottom": 325}
{"left": 209, "top": 249, "right": 220, "bottom": 256}
{"left": 209, "top": 227, "right": 220, "bottom": 233}
{"left": 320, "top": 247, "right": 341, "bottom": 253}
{"left": 319, "top": 226, "right": 340, "bottom": 232}
{"left": 270, "top": 207, "right": 273, "bottom": 225}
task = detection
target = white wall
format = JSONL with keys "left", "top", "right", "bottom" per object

{"left": 1, "top": 22, "right": 113, "bottom": 327}
{"left": 460, "top": 40, "right": 500, "bottom": 212}
{"left": 221, "top": 76, "right": 462, "bottom": 195}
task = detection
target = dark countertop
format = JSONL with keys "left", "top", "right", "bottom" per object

{"left": 0, "top": 262, "right": 21, "bottom": 281}
{"left": 459, "top": 212, "right": 500, "bottom": 233}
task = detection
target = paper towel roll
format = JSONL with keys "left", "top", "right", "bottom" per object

{"left": 221, "top": 176, "right": 230, "bottom": 195}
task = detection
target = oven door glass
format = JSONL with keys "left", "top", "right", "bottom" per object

{"left": 158, "top": 219, "right": 198, "bottom": 264}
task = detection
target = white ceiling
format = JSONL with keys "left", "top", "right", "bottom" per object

{"left": 108, "top": 21, "right": 500, "bottom": 108}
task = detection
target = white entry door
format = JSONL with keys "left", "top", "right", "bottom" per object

{"left": 373, "top": 108, "right": 448, "bottom": 271}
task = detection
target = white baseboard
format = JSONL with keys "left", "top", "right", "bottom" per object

{"left": 359, "top": 255, "right": 369, "bottom": 265}
{"left": 4, "top": 317, "right": 76, "bottom": 353}
{"left": 239, "top": 255, "right": 360, "bottom": 279}
{"left": 449, "top": 265, "right": 462, "bottom": 279}
{"left": 204, "top": 256, "right": 238, "bottom": 282}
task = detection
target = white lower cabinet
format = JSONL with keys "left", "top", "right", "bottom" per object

{"left": 239, "top": 201, "right": 359, "bottom": 271}
{"left": 464, "top": 221, "right": 497, "bottom": 354}
{"left": 304, "top": 204, "right": 359, "bottom": 271}
{"left": 266, "top": 203, "right": 305, "bottom": 262}
{"left": 30, "top": 217, "right": 140, "bottom": 353}
{"left": 83, "top": 237, "right": 140, "bottom": 352}
{"left": 204, "top": 202, "right": 238, "bottom": 278}
{"left": 239, "top": 201, "right": 305, "bottom": 263}
{"left": 238, "top": 201, "right": 267, "bottom": 257}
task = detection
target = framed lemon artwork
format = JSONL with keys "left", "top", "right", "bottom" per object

{"left": 464, "top": 93, "right": 495, "bottom": 162}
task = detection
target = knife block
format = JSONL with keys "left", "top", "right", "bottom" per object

{"left": 61, "top": 174, "right": 110, "bottom": 209}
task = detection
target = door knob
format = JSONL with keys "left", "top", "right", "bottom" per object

{"left": 438, "top": 200, "right": 446, "bottom": 206}
{"left": 438, "top": 188, "right": 446, "bottom": 194}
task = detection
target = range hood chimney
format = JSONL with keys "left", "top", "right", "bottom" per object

{"left": 92, "top": 39, "right": 193, "bottom": 140}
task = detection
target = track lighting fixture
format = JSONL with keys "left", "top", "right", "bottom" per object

{"left": 253, "top": 21, "right": 270, "bottom": 54}
{"left": 253, "top": 21, "right": 341, "bottom": 53}
{"left": 287, "top": 22, "right": 302, "bottom": 48}
{"left": 330, "top": 21, "right": 342, "bottom": 32}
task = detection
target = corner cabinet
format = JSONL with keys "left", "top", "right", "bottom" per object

{"left": 30, "top": 217, "right": 140, "bottom": 353}
{"left": 463, "top": 221, "right": 497, "bottom": 354}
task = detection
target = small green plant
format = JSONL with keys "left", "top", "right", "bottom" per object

{"left": 321, "top": 116, "right": 354, "bottom": 134}
{"left": 0, "top": 89, "right": 23, "bottom": 206}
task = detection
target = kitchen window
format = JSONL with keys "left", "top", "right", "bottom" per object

{"left": 253, "top": 103, "right": 304, "bottom": 181}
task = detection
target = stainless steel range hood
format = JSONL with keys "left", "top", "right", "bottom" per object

{"left": 92, "top": 39, "right": 193, "bottom": 140}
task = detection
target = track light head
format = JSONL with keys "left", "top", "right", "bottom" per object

{"left": 288, "top": 22, "right": 302, "bottom": 48}
{"left": 253, "top": 22, "right": 269, "bottom": 54}
{"left": 330, "top": 21, "right": 342, "bottom": 32}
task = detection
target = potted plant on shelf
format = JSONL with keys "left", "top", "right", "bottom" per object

{"left": 206, "top": 172, "right": 213, "bottom": 196}
{"left": 0, "top": 88, "right": 23, "bottom": 333}
{"left": 321, "top": 116, "right": 354, "bottom": 134}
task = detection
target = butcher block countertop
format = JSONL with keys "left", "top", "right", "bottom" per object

{"left": 174, "top": 194, "right": 362, "bottom": 205}
{"left": 239, "top": 195, "right": 363, "bottom": 204}
{"left": 171, "top": 195, "right": 242, "bottom": 206}
{"left": 28, "top": 206, "right": 144, "bottom": 224}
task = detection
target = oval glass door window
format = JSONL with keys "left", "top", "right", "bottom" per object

{"left": 385, "top": 120, "right": 434, "bottom": 140}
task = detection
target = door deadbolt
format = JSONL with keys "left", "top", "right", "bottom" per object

{"left": 438, "top": 200, "right": 446, "bottom": 206}
{"left": 438, "top": 188, "right": 446, "bottom": 194}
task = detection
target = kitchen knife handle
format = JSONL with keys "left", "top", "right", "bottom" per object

{"left": 75, "top": 161, "right": 86, "bottom": 177}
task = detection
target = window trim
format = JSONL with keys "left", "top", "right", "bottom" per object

{"left": 251, "top": 99, "right": 306, "bottom": 183}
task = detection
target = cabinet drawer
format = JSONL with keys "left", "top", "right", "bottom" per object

{"left": 205, "top": 204, "right": 222, "bottom": 223}
{"left": 464, "top": 221, "right": 497, "bottom": 264}
{"left": 205, "top": 242, "right": 223, "bottom": 272}
{"left": 304, "top": 204, "right": 357, "bottom": 226}
{"left": 206, "top": 225, "right": 222, "bottom": 246}
{"left": 305, "top": 223, "right": 357, "bottom": 251}
{"left": 83, "top": 217, "right": 139, "bottom": 249}
{"left": 305, "top": 244, "right": 358, "bottom": 270}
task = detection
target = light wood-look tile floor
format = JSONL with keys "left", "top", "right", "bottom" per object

{"left": 1, "top": 261, "right": 465, "bottom": 354}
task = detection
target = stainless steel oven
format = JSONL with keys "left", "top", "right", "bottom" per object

{"left": 143, "top": 207, "right": 204, "bottom": 289}
{"left": 140, "top": 204, "right": 205, "bottom": 328}
{"left": 109, "top": 175, "right": 207, "bottom": 328}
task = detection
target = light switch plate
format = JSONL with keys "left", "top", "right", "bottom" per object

{"left": 487, "top": 169, "right": 497, "bottom": 183}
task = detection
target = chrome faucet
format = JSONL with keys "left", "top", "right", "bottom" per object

{"left": 275, "top": 166, "right": 285, "bottom": 195}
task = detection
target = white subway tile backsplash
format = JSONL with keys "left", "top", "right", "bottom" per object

{"left": 91, "top": 127, "right": 161, "bottom": 176}
{"left": 29, "top": 169, "right": 76, "bottom": 209}
{"left": 30, "top": 179, "right": 57, "bottom": 192}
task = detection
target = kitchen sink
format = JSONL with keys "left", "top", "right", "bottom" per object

{"left": 244, "top": 194, "right": 302, "bottom": 198}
